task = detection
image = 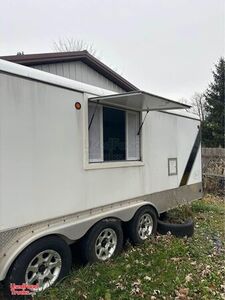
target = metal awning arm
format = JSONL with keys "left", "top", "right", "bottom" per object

{"left": 88, "top": 100, "right": 99, "bottom": 130}
{"left": 137, "top": 109, "right": 150, "bottom": 135}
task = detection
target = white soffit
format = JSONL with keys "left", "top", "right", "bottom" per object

{"left": 89, "top": 91, "right": 190, "bottom": 111}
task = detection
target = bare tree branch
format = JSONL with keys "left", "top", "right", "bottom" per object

{"left": 53, "top": 38, "right": 98, "bottom": 57}
{"left": 52, "top": 38, "right": 124, "bottom": 75}
{"left": 190, "top": 92, "right": 206, "bottom": 121}
{"left": 179, "top": 93, "right": 206, "bottom": 121}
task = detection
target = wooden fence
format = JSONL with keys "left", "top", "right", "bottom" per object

{"left": 202, "top": 148, "right": 225, "bottom": 194}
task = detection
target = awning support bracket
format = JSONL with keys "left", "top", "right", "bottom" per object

{"left": 88, "top": 100, "right": 99, "bottom": 130}
{"left": 137, "top": 109, "right": 150, "bottom": 135}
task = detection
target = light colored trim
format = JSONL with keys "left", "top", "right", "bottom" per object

{"left": 126, "top": 110, "right": 141, "bottom": 161}
{"left": 161, "top": 110, "right": 200, "bottom": 121}
{"left": 100, "top": 106, "right": 103, "bottom": 161}
{"left": 0, "top": 60, "right": 199, "bottom": 121}
{"left": 88, "top": 103, "right": 103, "bottom": 163}
{"left": 89, "top": 90, "right": 190, "bottom": 111}
{"left": 83, "top": 93, "right": 89, "bottom": 169}
{"left": 0, "top": 59, "right": 116, "bottom": 97}
{"left": 85, "top": 160, "right": 144, "bottom": 170}
{"left": 84, "top": 94, "right": 144, "bottom": 170}
{"left": 168, "top": 158, "right": 178, "bottom": 176}
{"left": 0, "top": 60, "right": 199, "bottom": 120}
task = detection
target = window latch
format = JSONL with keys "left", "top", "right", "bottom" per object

{"left": 88, "top": 101, "right": 99, "bottom": 130}
{"left": 137, "top": 109, "right": 150, "bottom": 135}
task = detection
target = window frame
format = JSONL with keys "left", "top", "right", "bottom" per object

{"left": 88, "top": 102, "right": 104, "bottom": 163}
{"left": 83, "top": 93, "right": 144, "bottom": 170}
{"left": 126, "top": 110, "right": 141, "bottom": 161}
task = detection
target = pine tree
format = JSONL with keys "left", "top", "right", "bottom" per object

{"left": 202, "top": 58, "right": 225, "bottom": 147}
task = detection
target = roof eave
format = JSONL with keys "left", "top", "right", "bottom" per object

{"left": 0, "top": 51, "right": 138, "bottom": 92}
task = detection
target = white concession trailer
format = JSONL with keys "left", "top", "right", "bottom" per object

{"left": 0, "top": 59, "right": 202, "bottom": 293}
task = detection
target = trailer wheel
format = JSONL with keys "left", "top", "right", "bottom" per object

{"left": 127, "top": 206, "right": 157, "bottom": 245}
{"left": 5, "top": 235, "right": 72, "bottom": 293}
{"left": 81, "top": 219, "right": 123, "bottom": 263}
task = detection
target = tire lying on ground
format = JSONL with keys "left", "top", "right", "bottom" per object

{"left": 157, "top": 219, "right": 194, "bottom": 237}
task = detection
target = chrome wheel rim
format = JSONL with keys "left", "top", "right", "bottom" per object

{"left": 138, "top": 213, "right": 153, "bottom": 240}
{"left": 25, "top": 249, "right": 62, "bottom": 291}
{"left": 95, "top": 228, "right": 117, "bottom": 261}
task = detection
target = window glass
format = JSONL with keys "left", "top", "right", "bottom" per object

{"left": 103, "top": 107, "right": 126, "bottom": 161}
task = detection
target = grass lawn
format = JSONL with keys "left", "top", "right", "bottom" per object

{"left": 35, "top": 195, "right": 225, "bottom": 300}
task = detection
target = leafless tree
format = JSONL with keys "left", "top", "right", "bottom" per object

{"left": 53, "top": 38, "right": 97, "bottom": 57}
{"left": 16, "top": 51, "right": 24, "bottom": 55}
{"left": 52, "top": 38, "right": 123, "bottom": 74}
{"left": 190, "top": 92, "right": 206, "bottom": 121}
{"left": 179, "top": 93, "right": 206, "bottom": 121}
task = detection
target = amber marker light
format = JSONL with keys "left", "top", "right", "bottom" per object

{"left": 75, "top": 102, "right": 81, "bottom": 110}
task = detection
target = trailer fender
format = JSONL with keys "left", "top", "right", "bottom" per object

{"left": 0, "top": 200, "right": 158, "bottom": 281}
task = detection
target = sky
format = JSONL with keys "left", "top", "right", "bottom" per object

{"left": 0, "top": 0, "right": 224, "bottom": 101}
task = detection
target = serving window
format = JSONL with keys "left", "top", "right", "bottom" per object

{"left": 88, "top": 103, "right": 140, "bottom": 163}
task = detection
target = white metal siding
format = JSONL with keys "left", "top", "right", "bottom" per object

{"left": 0, "top": 68, "right": 201, "bottom": 232}
{"left": 33, "top": 61, "right": 125, "bottom": 93}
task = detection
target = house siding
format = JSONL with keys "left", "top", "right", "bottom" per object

{"left": 32, "top": 61, "right": 125, "bottom": 93}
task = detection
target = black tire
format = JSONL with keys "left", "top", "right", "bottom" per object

{"left": 157, "top": 219, "right": 194, "bottom": 237}
{"left": 4, "top": 235, "right": 72, "bottom": 295}
{"left": 81, "top": 218, "right": 123, "bottom": 263}
{"left": 126, "top": 206, "right": 158, "bottom": 245}
{"left": 159, "top": 211, "right": 168, "bottom": 221}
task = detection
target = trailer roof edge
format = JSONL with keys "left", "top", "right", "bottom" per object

{"left": 0, "top": 59, "right": 199, "bottom": 120}
{"left": 0, "top": 59, "right": 115, "bottom": 97}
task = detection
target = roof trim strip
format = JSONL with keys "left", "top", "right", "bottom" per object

{"left": 0, "top": 51, "right": 138, "bottom": 92}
